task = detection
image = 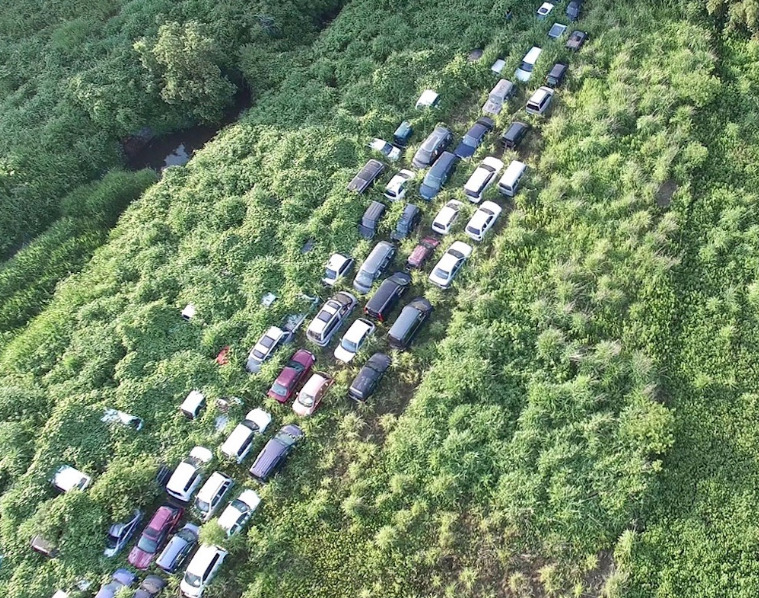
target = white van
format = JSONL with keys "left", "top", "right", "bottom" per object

{"left": 514, "top": 47, "right": 542, "bottom": 82}
{"left": 180, "top": 391, "right": 206, "bottom": 420}
{"left": 497, "top": 161, "right": 527, "bottom": 197}
{"left": 180, "top": 544, "right": 227, "bottom": 597}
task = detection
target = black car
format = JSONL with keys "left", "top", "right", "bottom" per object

{"left": 546, "top": 63, "right": 568, "bottom": 87}
{"left": 387, "top": 297, "right": 433, "bottom": 349}
{"left": 412, "top": 126, "right": 453, "bottom": 168}
{"left": 454, "top": 117, "right": 495, "bottom": 159}
{"left": 391, "top": 204, "right": 421, "bottom": 241}
{"left": 135, "top": 575, "right": 167, "bottom": 598}
{"left": 499, "top": 122, "right": 531, "bottom": 150}
{"left": 349, "top": 353, "right": 392, "bottom": 401}
{"left": 249, "top": 424, "right": 304, "bottom": 483}
{"left": 358, "top": 201, "right": 386, "bottom": 239}
{"left": 348, "top": 159, "right": 386, "bottom": 193}
{"left": 364, "top": 272, "right": 412, "bottom": 322}
{"left": 566, "top": 0, "right": 582, "bottom": 20}
{"left": 420, "top": 152, "right": 459, "bottom": 201}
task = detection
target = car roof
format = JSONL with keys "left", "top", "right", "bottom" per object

{"left": 362, "top": 201, "right": 386, "bottom": 221}
{"left": 327, "top": 253, "right": 350, "bottom": 269}
{"left": 222, "top": 424, "right": 253, "bottom": 454}
{"left": 503, "top": 160, "right": 527, "bottom": 179}
{"left": 181, "top": 390, "right": 205, "bottom": 412}
{"left": 197, "top": 472, "right": 230, "bottom": 502}
{"left": 430, "top": 152, "right": 457, "bottom": 174}
{"left": 523, "top": 46, "right": 542, "bottom": 62}
{"left": 367, "top": 352, "right": 392, "bottom": 370}
{"left": 437, "top": 252, "right": 462, "bottom": 272}
{"left": 449, "top": 241, "right": 473, "bottom": 256}
{"left": 466, "top": 166, "right": 495, "bottom": 190}
{"left": 188, "top": 544, "right": 225, "bottom": 574}
{"left": 148, "top": 505, "right": 177, "bottom": 528}
{"left": 345, "top": 319, "right": 373, "bottom": 342}
{"left": 53, "top": 465, "right": 90, "bottom": 492}
{"left": 301, "top": 373, "right": 330, "bottom": 395}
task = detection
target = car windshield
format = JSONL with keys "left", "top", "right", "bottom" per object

{"left": 196, "top": 499, "right": 210, "bottom": 513}
{"left": 137, "top": 535, "right": 158, "bottom": 553}
{"left": 463, "top": 134, "right": 477, "bottom": 146}
{"left": 252, "top": 348, "right": 266, "bottom": 360}
{"left": 260, "top": 336, "right": 275, "bottom": 348}
{"left": 231, "top": 499, "right": 249, "bottom": 514}
{"left": 519, "top": 61, "right": 534, "bottom": 72}
{"left": 270, "top": 382, "right": 289, "bottom": 397}
{"left": 449, "top": 250, "right": 464, "bottom": 260}
{"left": 298, "top": 394, "right": 314, "bottom": 408}
{"left": 185, "top": 573, "right": 202, "bottom": 588}
{"left": 324, "top": 267, "right": 337, "bottom": 279}
{"left": 178, "top": 528, "right": 196, "bottom": 542}
{"left": 105, "top": 534, "right": 119, "bottom": 549}
{"left": 433, "top": 267, "right": 450, "bottom": 280}
{"left": 341, "top": 339, "right": 358, "bottom": 353}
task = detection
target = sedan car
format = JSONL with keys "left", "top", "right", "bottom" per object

{"left": 349, "top": 353, "right": 392, "bottom": 401}
{"left": 431, "top": 200, "right": 463, "bottom": 235}
{"left": 166, "top": 446, "right": 213, "bottom": 503}
{"left": 566, "top": 30, "right": 589, "bottom": 51}
{"left": 429, "top": 241, "right": 473, "bottom": 289}
{"left": 134, "top": 575, "right": 167, "bottom": 598}
{"left": 383, "top": 169, "right": 415, "bottom": 201}
{"left": 128, "top": 505, "right": 183, "bottom": 570}
{"left": 94, "top": 569, "right": 136, "bottom": 598}
{"left": 334, "top": 318, "right": 376, "bottom": 363}
{"left": 249, "top": 424, "right": 305, "bottom": 482}
{"left": 322, "top": 253, "right": 354, "bottom": 286}
{"left": 406, "top": 237, "right": 441, "bottom": 270}
{"left": 156, "top": 523, "right": 199, "bottom": 574}
{"left": 245, "top": 326, "right": 285, "bottom": 373}
{"left": 369, "top": 138, "right": 401, "bottom": 161}
{"left": 267, "top": 349, "right": 315, "bottom": 402}
{"left": 104, "top": 509, "right": 143, "bottom": 557}
{"left": 453, "top": 117, "right": 495, "bottom": 159}
{"left": 465, "top": 201, "right": 503, "bottom": 242}
{"left": 218, "top": 489, "right": 261, "bottom": 537}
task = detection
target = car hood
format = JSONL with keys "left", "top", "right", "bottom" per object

{"left": 128, "top": 546, "right": 154, "bottom": 570}
{"left": 334, "top": 345, "right": 356, "bottom": 363}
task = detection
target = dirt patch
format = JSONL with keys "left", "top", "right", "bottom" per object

{"left": 468, "top": 48, "right": 484, "bottom": 62}
{"left": 656, "top": 179, "right": 678, "bottom": 207}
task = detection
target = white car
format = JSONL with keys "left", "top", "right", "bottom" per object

{"left": 537, "top": 2, "right": 555, "bottom": 18}
{"left": 334, "top": 318, "right": 376, "bottom": 363}
{"left": 465, "top": 201, "right": 502, "bottom": 242}
{"left": 194, "top": 472, "right": 234, "bottom": 522}
{"left": 220, "top": 408, "right": 272, "bottom": 462}
{"left": 166, "top": 446, "right": 213, "bottom": 503}
{"left": 323, "top": 253, "right": 354, "bottom": 286}
{"left": 514, "top": 46, "right": 542, "bottom": 82}
{"left": 463, "top": 157, "right": 503, "bottom": 203}
{"left": 101, "top": 408, "right": 143, "bottom": 431}
{"left": 369, "top": 138, "right": 401, "bottom": 161}
{"left": 526, "top": 86, "right": 555, "bottom": 115}
{"left": 52, "top": 465, "right": 91, "bottom": 493}
{"left": 429, "top": 241, "right": 473, "bottom": 289}
{"left": 218, "top": 489, "right": 261, "bottom": 537}
{"left": 431, "top": 200, "right": 463, "bottom": 235}
{"left": 383, "top": 169, "right": 415, "bottom": 201}
{"left": 246, "top": 326, "right": 285, "bottom": 373}
{"left": 180, "top": 544, "right": 227, "bottom": 598}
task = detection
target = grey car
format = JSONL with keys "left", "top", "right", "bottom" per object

{"left": 104, "top": 509, "right": 143, "bottom": 557}
{"left": 156, "top": 523, "right": 200, "bottom": 574}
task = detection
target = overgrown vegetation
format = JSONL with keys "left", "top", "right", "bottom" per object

{"left": 2, "top": 0, "right": 759, "bottom": 597}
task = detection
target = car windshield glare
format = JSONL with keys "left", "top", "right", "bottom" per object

{"left": 185, "top": 573, "right": 202, "bottom": 588}
{"left": 342, "top": 339, "right": 358, "bottom": 353}
{"left": 137, "top": 535, "right": 158, "bottom": 553}
{"left": 271, "top": 382, "right": 289, "bottom": 397}
{"left": 433, "top": 267, "right": 450, "bottom": 280}
{"left": 298, "top": 394, "right": 314, "bottom": 408}
{"left": 252, "top": 349, "right": 266, "bottom": 360}
{"left": 232, "top": 499, "right": 249, "bottom": 513}
{"left": 356, "top": 271, "right": 373, "bottom": 286}
{"left": 196, "top": 500, "right": 210, "bottom": 513}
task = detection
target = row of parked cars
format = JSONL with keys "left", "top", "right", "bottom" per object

{"left": 44, "top": 5, "right": 590, "bottom": 598}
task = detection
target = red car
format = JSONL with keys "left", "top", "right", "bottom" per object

{"left": 406, "top": 237, "right": 440, "bottom": 270}
{"left": 267, "top": 349, "right": 315, "bottom": 403}
{"left": 128, "top": 505, "right": 183, "bottom": 570}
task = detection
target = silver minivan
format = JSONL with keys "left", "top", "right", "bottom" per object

{"left": 497, "top": 160, "right": 527, "bottom": 197}
{"left": 482, "top": 79, "right": 515, "bottom": 115}
{"left": 353, "top": 241, "right": 395, "bottom": 295}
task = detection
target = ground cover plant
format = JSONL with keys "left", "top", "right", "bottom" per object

{"left": 1, "top": 0, "right": 759, "bottom": 597}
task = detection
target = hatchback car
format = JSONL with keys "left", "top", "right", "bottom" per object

{"left": 218, "top": 490, "right": 261, "bottom": 537}
{"left": 526, "top": 87, "right": 554, "bottom": 115}
{"left": 293, "top": 372, "right": 334, "bottom": 416}
{"left": 245, "top": 326, "right": 285, "bottom": 373}
{"left": 387, "top": 297, "right": 434, "bottom": 349}
{"left": 156, "top": 523, "right": 199, "bottom": 574}
{"left": 364, "top": 271, "right": 412, "bottom": 321}
{"left": 369, "top": 138, "right": 401, "bottom": 161}
{"left": 322, "top": 253, "right": 354, "bottom": 286}
{"left": 335, "top": 319, "right": 376, "bottom": 363}
{"left": 463, "top": 157, "right": 503, "bottom": 203}
{"left": 166, "top": 446, "right": 213, "bottom": 503}
{"left": 499, "top": 121, "right": 531, "bottom": 150}
{"left": 412, "top": 126, "right": 453, "bottom": 168}
{"left": 429, "top": 241, "right": 473, "bottom": 289}
{"left": 249, "top": 424, "right": 305, "bottom": 482}
{"left": 420, "top": 152, "right": 458, "bottom": 201}
{"left": 566, "top": 30, "right": 589, "bottom": 51}
{"left": 453, "top": 117, "right": 495, "bottom": 159}
{"left": 406, "top": 237, "right": 441, "bottom": 270}
{"left": 306, "top": 292, "right": 358, "bottom": 346}
{"left": 94, "top": 569, "right": 136, "bottom": 598}
{"left": 220, "top": 408, "right": 272, "bottom": 462}
{"left": 104, "top": 509, "right": 143, "bottom": 557}
{"left": 135, "top": 575, "right": 167, "bottom": 598}
{"left": 431, "top": 200, "right": 463, "bottom": 235}
{"left": 391, "top": 204, "right": 421, "bottom": 241}
{"left": 128, "top": 505, "right": 183, "bottom": 570}
{"left": 194, "top": 472, "right": 234, "bottom": 522}
{"left": 180, "top": 544, "right": 227, "bottom": 598}
{"left": 465, "top": 201, "right": 503, "bottom": 242}
{"left": 267, "top": 349, "right": 315, "bottom": 403}
{"left": 349, "top": 353, "right": 392, "bottom": 401}
{"left": 383, "top": 169, "right": 415, "bottom": 201}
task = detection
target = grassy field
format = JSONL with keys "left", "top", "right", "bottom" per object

{"left": 2, "top": 0, "right": 759, "bottom": 597}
